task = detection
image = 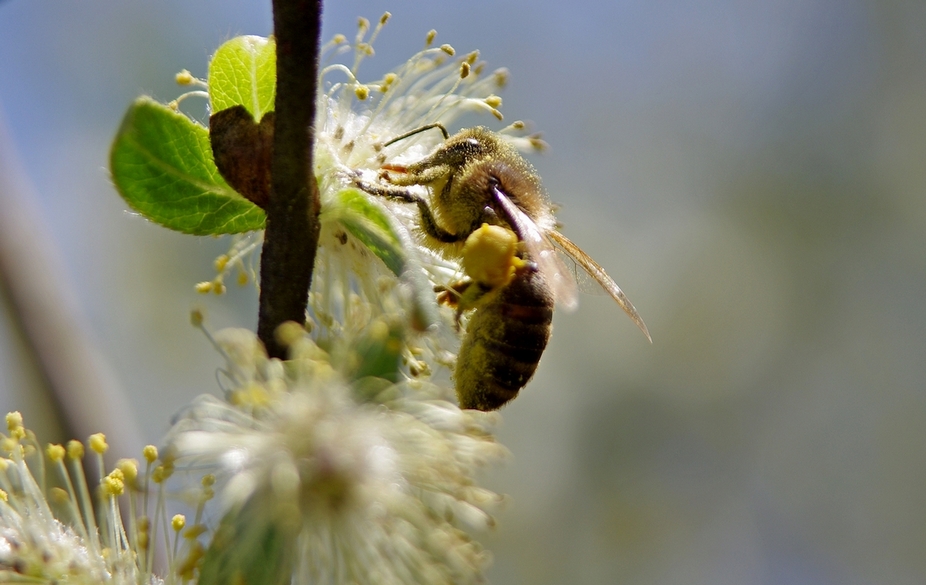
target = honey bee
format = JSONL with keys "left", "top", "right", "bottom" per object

{"left": 359, "top": 124, "right": 650, "bottom": 410}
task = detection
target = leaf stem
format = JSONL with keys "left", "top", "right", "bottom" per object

{"left": 257, "top": 0, "right": 323, "bottom": 358}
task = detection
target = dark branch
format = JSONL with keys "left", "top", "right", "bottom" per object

{"left": 257, "top": 0, "right": 323, "bottom": 358}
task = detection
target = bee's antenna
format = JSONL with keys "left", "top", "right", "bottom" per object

{"left": 383, "top": 122, "right": 450, "bottom": 147}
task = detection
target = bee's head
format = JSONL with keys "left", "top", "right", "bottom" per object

{"left": 459, "top": 157, "right": 547, "bottom": 230}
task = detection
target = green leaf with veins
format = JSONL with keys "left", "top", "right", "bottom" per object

{"left": 329, "top": 188, "right": 406, "bottom": 276}
{"left": 110, "top": 97, "right": 265, "bottom": 235}
{"left": 208, "top": 35, "right": 276, "bottom": 118}
{"left": 326, "top": 188, "right": 439, "bottom": 331}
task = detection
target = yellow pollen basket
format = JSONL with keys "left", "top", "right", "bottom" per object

{"left": 460, "top": 223, "right": 524, "bottom": 288}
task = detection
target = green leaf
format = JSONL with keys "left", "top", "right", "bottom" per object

{"left": 349, "top": 319, "right": 405, "bottom": 384}
{"left": 208, "top": 35, "right": 276, "bottom": 118}
{"left": 198, "top": 493, "right": 297, "bottom": 585}
{"left": 326, "top": 188, "right": 439, "bottom": 331}
{"left": 110, "top": 97, "right": 266, "bottom": 235}
{"left": 333, "top": 188, "right": 406, "bottom": 276}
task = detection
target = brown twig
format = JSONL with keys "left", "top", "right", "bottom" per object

{"left": 257, "top": 0, "right": 323, "bottom": 358}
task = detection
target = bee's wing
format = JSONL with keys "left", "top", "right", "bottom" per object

{"left": 491, "top": 187, "right": 579, "bottom": 310}
{"left": 548, "top": 230, "right": 652, "bottom": 342}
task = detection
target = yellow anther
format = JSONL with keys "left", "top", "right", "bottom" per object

{"left": 175, "top": 70, "right": 194, "bottom": 85}
{"left": 172, "top": 514, "right": 186, "bottom": 532}
{"left": 275, "top": 321, "right": 305, "bottom": 347}
{"left": 369, "top": 319, "right": 390, "bottom": 341}
{"left": 67, "top": 440, "right": 84, "bottom": 459}
{"left": 1, "top": 438, "right": 18, "bottom": 453}
{"left": 202, "top": 473, "right": 216, "bottom": 487}
{"left": 0, "top": 489, "right": 6, "bottom": 502}
{"left": 512, "top": 120, "right": 526, "bottom": 130}
{"left": 491, "top": 109, "right": 504, "bottom": 121}
{"left": 380, "top": 72, "right": 398, "bottom": 92}
{"left": 214, "top": 254, "right": 229, "bottom": 272}
{"left": 102, "top": 473, "right": 125, "bottom": 496}
{"left": 107, "top": 478, "right": 124, "bottom": 496}
{"left": 331, "top": 34, "right": 346, "bottom": 45}
{"left": 243, "top": 383, "right": 271, "bottom": 408}
{"left": 110, "top": 468, "right": 125, "bottom": 483}
{"left": 213, "top": 281, "right": 227, "bottom": 295}
{"left": 151, "top": 466, "right": 166, "bottom": 484}
{"left": 183, "top": 523, "right": 209, "bottom": 539}
{"left": 357, "top": 17, "right": 369, "bottom": 31}
{"left": 195, "top": 281, "right": 213, "bottom": 294}
{"left": 143, "top": 444, "right": 158, "bottom": 463}
{"left": 440, "top": 44, "right": 455, "bottom": 56}
{"left": 408, "top": 359, "right": 430, "bottom": 378}
{"left": 493, "top": 68, "right": 509, "bottom": 87}
{"left": 89, "top": 433, "right": 108, "bottom": 455}
{"left": 484, "top": 95, "right": 502, "bottom": 108}
{"left": 0, "top": 459, "right": 7, "bottom": 471}
{"left": 529, "top": 135, "right": 549, "bottom": 151}
{"left": 190, "top": 309, "right": 204, "bottom": 328}
{"left": 117, "top": 459, "right": 138, "bottom": 483}
{"left": 237, "top": 271, "right": 249, "bottom": 286}
{"left": 50, "top": 487, "right": 69, "bottom": 504}
{"left": 425, "top": 30, "right": 437, "bottom": 46}
{"left": 354, "top": 85, "right": 370, "bottom": 101}
{"left": 156, "top": 462, "right": 175, "bottom": 482}
{"left": 473, "top": 63, "right": 485, "bottom": 76}
{"left": 379, "top": 12, "right": 391, "bottom": 25}
{"left": 465, "top": 51, "right": 479, "bottom": 65}
{"left": 46, "top": 443, "right": 66, "bottom": 462}
{"left": 5, "top": 412, "right": 23, "bottom": 432}
{"left": 228, "top": 389, "right": 245, "bottom": 406}
{"left": 5, "top": 413, "right": 25, "bottom": 440}
{"left": 460, "top": 62, "right": 470, "bottom": 79}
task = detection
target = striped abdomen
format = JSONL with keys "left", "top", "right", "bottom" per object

{"left": 454, "top": 268, "right": 554, "bottom": 410}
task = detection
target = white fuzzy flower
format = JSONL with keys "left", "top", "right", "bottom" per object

{"left": 0, "top": 414, "right": 178, "bottom": 585}
{"left": 164, "top": 325, "right": 506, "bottom": 585}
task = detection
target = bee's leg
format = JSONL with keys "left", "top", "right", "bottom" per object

{"left": 354, "top": 178, "right": 465, "bottom": 244}
{"left": 436, "top": 279, "right": 493, "bottom": 331}
{"left": 386, "top": 163, "right": 453, "bottom": 187}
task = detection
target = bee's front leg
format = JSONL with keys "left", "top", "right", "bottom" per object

{"left": 353, "top": 177, "right": 465, "bottom": 244}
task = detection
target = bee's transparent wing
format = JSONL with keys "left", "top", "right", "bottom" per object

{"left": 491, "top": 187, "right": 579, "bottom": 310}
{"left": 548, "top": 230, "right": 652, "bottom": 342}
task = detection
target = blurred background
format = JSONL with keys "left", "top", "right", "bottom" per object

{"left": 2, "top": 0, "right": 925, "bottom": 583}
